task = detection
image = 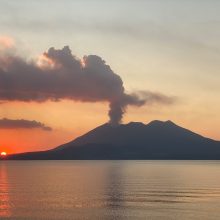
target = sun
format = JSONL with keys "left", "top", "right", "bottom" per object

{"left": 1, "top": 152, "right": 7, "bottom": 156}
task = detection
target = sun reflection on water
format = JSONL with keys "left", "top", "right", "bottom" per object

{"left": 0, "top": 163, "right": 11, "bottom": 218}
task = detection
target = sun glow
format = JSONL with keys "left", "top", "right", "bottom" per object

{"left": 37, "top": 54, "right": 55, "bottom": 69}
{"left": 0, "top": 35, "right": 15, "bottom": 49}
{"left": 1, "top": 152, "right": 7, "bottom": 156}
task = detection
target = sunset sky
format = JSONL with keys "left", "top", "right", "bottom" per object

{"left": 1, "top": 0, "right": 220, "bottom": 154}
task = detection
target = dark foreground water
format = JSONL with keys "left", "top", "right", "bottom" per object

{"left": 0, "top": 161, "right": 220, "bottom": 220}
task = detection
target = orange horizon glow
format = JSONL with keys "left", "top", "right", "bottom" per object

{"left": 1, "top": 99, "right": 220, "bottom": 154}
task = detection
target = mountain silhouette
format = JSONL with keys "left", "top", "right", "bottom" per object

{"left": 6, "top": 120, "right": 220, "bottom": 160}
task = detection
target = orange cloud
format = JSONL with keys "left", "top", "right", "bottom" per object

{"left": 37, "top": 53, "right": 56, "bottom": 69}
{"left": 0, "top": 36, "right": 15, "bottom": 50}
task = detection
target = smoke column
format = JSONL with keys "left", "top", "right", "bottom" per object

{"left": 0, "top": 45, "right": 174, "bottom": 124}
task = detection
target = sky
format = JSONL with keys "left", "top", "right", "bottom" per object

{"left": 0, "top": 0, "right": 220, "bottom": 153}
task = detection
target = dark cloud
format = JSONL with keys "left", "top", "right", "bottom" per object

{"left": 0, "top": 118, "right": 52, "bottom": 131}
{"left": 0, "top": 46, "right": 175, "bottom": 124}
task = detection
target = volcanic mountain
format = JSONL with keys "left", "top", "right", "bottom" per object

{"left": 6, "top": 120, "right": 220, "bottom": 160}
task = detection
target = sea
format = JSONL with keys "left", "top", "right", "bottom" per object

{"left": 0, "top": 160, "right": 220, "bottom": 220}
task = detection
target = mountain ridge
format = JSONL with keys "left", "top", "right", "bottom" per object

{"left": 5, "top": 120, "right": 220, "bottom": 160}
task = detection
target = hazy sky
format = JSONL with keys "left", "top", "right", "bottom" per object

{"left": 1, "top": 0, "right": 220, "bottom": 153}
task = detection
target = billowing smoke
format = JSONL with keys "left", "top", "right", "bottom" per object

{"left": 0, "top": 45, "right": 174, "bottom": 125}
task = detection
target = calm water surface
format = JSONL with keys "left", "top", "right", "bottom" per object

{"left": 0, "top": 161, "right": 220, "bottom": 220}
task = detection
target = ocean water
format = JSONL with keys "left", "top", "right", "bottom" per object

{"left": 0, "top": 161, "right": 220, "bottom": 220}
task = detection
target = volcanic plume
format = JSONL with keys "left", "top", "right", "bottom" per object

{"left": 0, "top": 45, "right": 174, "bottom": 124}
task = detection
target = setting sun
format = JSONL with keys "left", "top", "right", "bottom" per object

{"left": 1, "top": 152, "right": 7, "bottom": 156}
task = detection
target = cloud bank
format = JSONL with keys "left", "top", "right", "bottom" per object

{"left": 0, "top": 45, "right": 175, "bottom": 124}
{"left": 0, "top": 118, "right": 52, "bottom": 131}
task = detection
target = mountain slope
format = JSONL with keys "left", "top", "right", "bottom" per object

{"left": 6, "top": 120, "right": 220, "bottom": 160}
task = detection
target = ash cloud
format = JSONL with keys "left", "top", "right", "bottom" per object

{"left": 0, "top": 118, "right": 52, "bottom": 131}
{"left": 0, "top": 45, "right": 175, "bottom": 125}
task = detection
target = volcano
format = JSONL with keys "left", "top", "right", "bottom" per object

{"left": 6, "top": 120, "right": 220, "bottom": 160}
